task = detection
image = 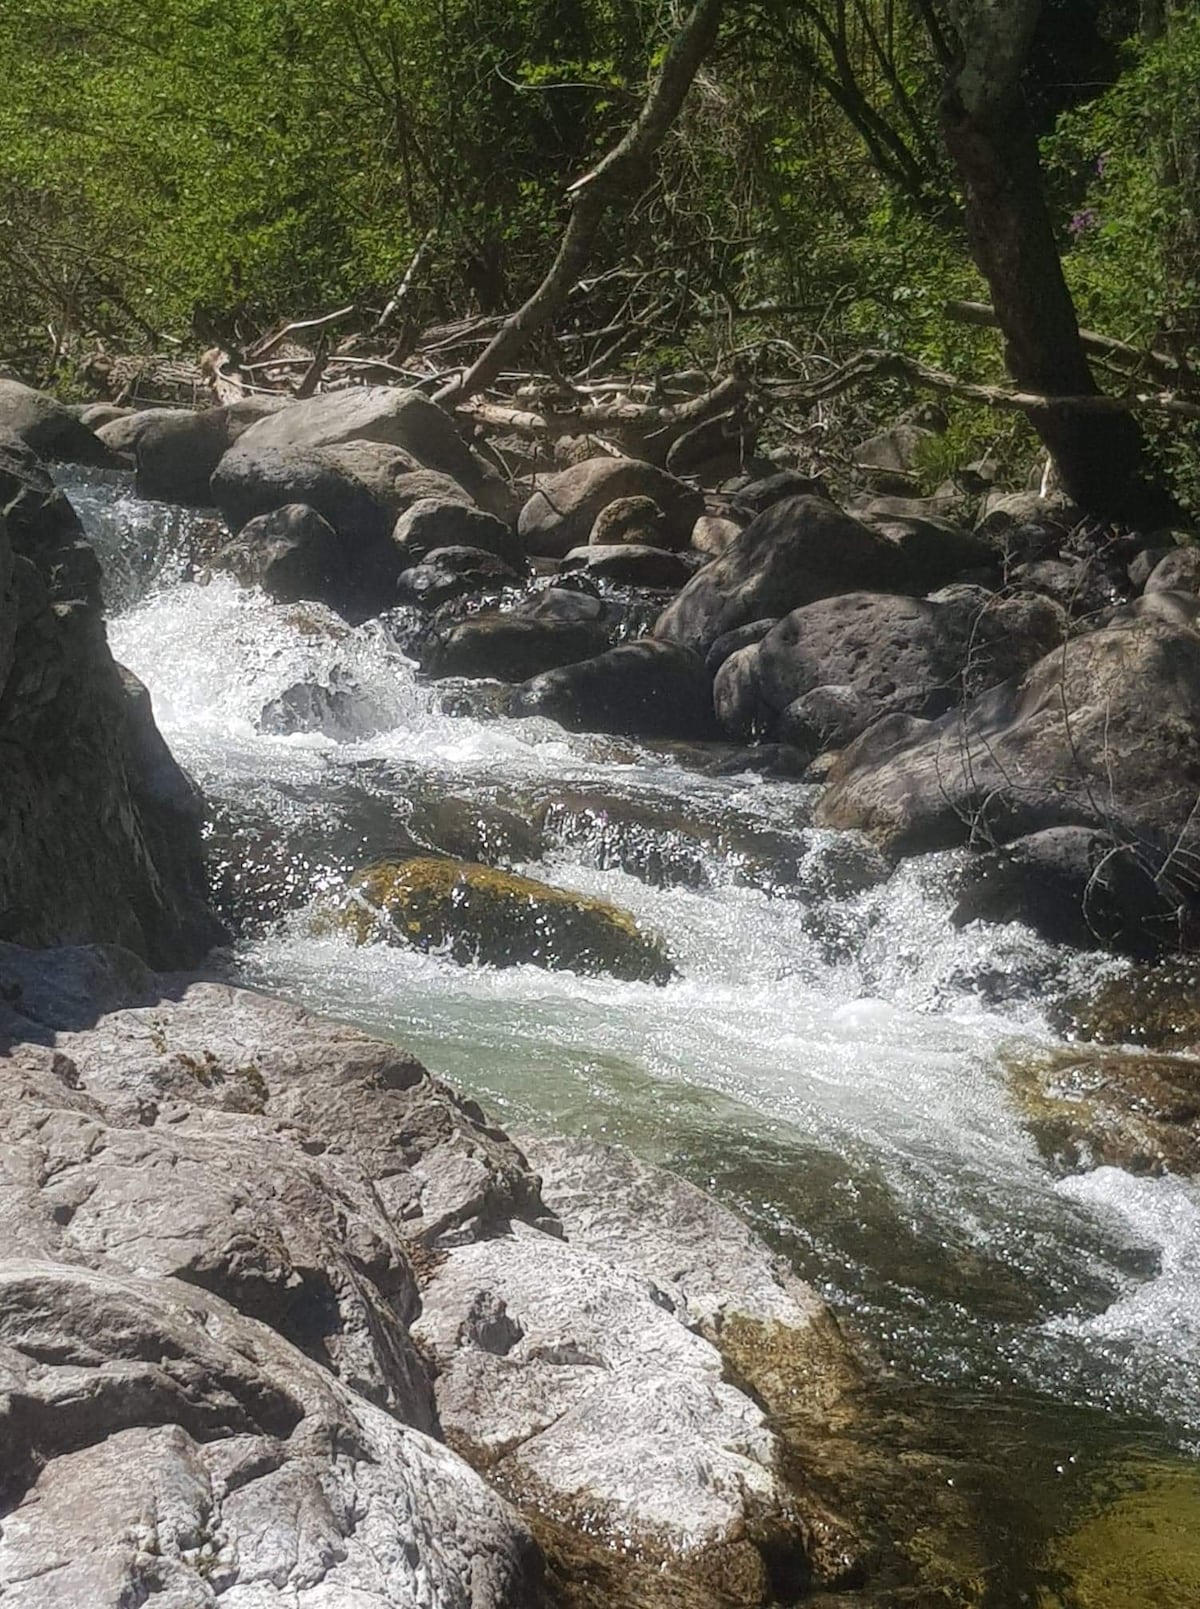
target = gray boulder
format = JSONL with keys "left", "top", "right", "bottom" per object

{"left": 818, "top": 601, "right": 1200, "bottom": 899}
{"left": 519, "top": 457, "right": 702, "bottom": 558}
{"left": 213, "top": 503, "right": 344, "bottom": 607}
{"left": 0, "top": 434, "right": 218, "bottom": 965}
{"left": 513, "top": 639, "right": 718, "bottom": 740}
{"left": 563, "top": 542, "right": 691, "bottom": 589}
{"left": 1144, "top": 546, "right": 1200, "bottom": 598}
{"left": 392, "top": 495, "right": 523, "bottom": 569}
{"left": 715, "top": 588, "right": 1064, "bottom": 745}
{"left": 589, "top": 492, "right": 668, "bottom": 546}
{"left": 654, "top": 495, "right": 906, "bottom": 655}
{"left": 130, "top": 396, "right": 289, "bottom": 503}
{"left": 0, "top": 377, "right": 117, "bottom": 467}
{"left": 426, "top": 609, "right": 610, "bottom": 682}
{"left": 399, "top": 545, "right": 521, "bottom": 606}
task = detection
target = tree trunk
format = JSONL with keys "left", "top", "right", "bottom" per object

{"left": 933, "top": 0, "right": 1176, "bottom": 523}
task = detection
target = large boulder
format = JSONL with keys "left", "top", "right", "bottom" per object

{"left": 425, "top": 607, "right": 610, "bottom": 682}
{"left": 232, "top": 384, "right": 510, "bottom": 515}
{"left": 0, "top": 377, "right": 117, "bottom": 467}
{"left": 0, "top": 946, "right": 895, "bottom": 1605}
{"left": 818, "top": 598, "right": 1200, "bottom": 898}
{"left": 654, "top": 495, "right": 907, "bottom": 654}
{"left": 562, "top": 542, "right": 691, "bottom": 589}
{"left": 126, "top": 396, "right": 288, "bottom": 503}
{"left": 519, "top": 457, "right": 703, "bottom": 558}
{"left": 715, "top": 588, "right": 1064, "bottom": 746}
{"left": 212, "top": 503, "right": 345, "bottom": 607}
{"left": 336, "top": 856, "right": 674, "bottom": 983}
{"left": 211, "top": 439, "right": 402, "bottom": 546}
{"left": 0, "top": 433, "right": 219, "bottom": 965}
{"left": 513, "top": 638, "right": 719, "bottom": 741}
{"left": 392, "top": 495, "right": 523, "bottom": 570}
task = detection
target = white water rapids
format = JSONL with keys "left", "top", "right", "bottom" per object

{"left": 64, "top": 468, "right": 1200, "bottom": 1456}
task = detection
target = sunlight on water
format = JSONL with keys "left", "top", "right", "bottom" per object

{"left": 64, "top": 468, "right": 1200, "bottom": 1450}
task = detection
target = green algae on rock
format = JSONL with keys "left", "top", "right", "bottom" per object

{"left": 335, "top": 856, "right": 675, "bottom": 983}
{"left": 1052, "top": 960, "right": 1200, "bottom": 1053}
{"left": 1038, "top": 1454, "right": 1200, "bottom": 1608}
{"left": 1007, "top": 1044, "right": 1200, "bottom": 1176}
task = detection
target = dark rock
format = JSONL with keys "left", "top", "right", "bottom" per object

{"left": 664, "top": 411, "right": 756, "bottom": 480}
{"left": 130, "top": 395, "right": 289, "bottom": 504}
{"left": 0, "top": 377, "right": 118, "bottom": 467}
{"left": 589, "top": 493, "right": 668, "bottom": 547}
{"left": 715, "top": 587, "right": 1063, "bottom": 745}
{"left": 563, "top": 542, "right": 691, "bottom": 589}
{"left": 1144, "top": 546, "right": 1200, "bottom": 598}
{"left": 655, "top": 495, "right": 907, "bottom": 655}
{"left": 398, "top": 545, "right": 521, "bottom": 606}
{"left": 975, "top": 490, "right": 1082, "bottom": 563}
{"left": 952, "top": 826, "right": 1189, "bottom": 959}
{"left": 392, "top": 496, "right": 523, "bottom": 569}
{"left": 213, "top": 503, "right": 344, "bottom": 606}
{"left": 518, "top": 457, "right": 702, "bottom": 558}
{"left": 1052, "top": 958, "right": 1200, "bottom": 1051}
{"left": 722, "top": 470, "right": 829, "bottom": 517}
{"left": 1128, "top": 545, "right": 1177, "bottom": 591}
{"left": 1010, "top": 557, "right": 1125, "bottom": 617}
{"left": 704, "top": 617, "right": 778, "bottom": 675}
{"left": 513, "top": 639, "right": 719, "bottom": 741}
{"left": 426, "top": 611, "right": 610, "bottom": 682}
{"left": 212, "top": 440, "right": 399, "bottom": 546}
{"left": 0, "top": 434, "right": 219, "bottom": 964}
{"left": 862, "top": 512, "right": 997, "bottom": 589}
{"left": 523, "top": 585, "right": 607, "bottom": 622}
{"left": 853, "top": 421, "right": 937, "bottom": 474}
{"left": 818, "top": 606, "right": 1200, "bottom": 925}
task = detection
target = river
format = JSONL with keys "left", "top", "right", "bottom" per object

{"left": 60, "top": 466, "right": 1200, "bottom": 1505}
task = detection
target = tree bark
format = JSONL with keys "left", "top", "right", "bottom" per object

{"left": 436, "top": 0, "right": 725, "bottom": 406}
{"left": 934, "top": 1, "right": 1176, "bottom": 522}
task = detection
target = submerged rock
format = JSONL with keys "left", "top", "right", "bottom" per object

{"left": 336, "top": 856, "right": 675, "bottom": 983}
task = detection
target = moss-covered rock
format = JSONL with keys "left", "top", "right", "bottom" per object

{"left": 1052, "top": 960, "right": 1200, "bottom": 1053}
{"left": 1039, "top": 1455, "right": 1200, "bottom": 1608}
{"left": 335, "top": 856, "right": 675, "bottom": 983}
{"left": 1007, "top": 1044, "right": 1200, "bottom": 1176}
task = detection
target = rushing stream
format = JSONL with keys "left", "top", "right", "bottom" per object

{"left": 61, "top": 467, "right": 1200, "bottom": 1549}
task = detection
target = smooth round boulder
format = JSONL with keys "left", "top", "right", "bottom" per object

{"left": 1144, "top": 546, "right": 1200, "bottom": 598}
{"left": 704, "top": 618, "right": 778, "bottom": 676}
{"left": 654, "top": 496, "right": 907, "bottom": 656}
{"left": 425, "top": 611, "right": 610, "bottom": 682}
{"left": 513, "top": 639, "right": 719, "bottom": 741}
{"left": 519, "top": 458, "right": 702, "bottom": 558}
{"left": 589, "top": 494, "right": 667, "bottom": 547}
{"left": 392, "top": 496, "right": 522, "bottom": 569}
{"left": 0, "top": 377, "right": 117, "bottom": 466}
{"left": 562, "top": 543, "right": 691, "bottom": 589}
{"left": 336, "top": 856, "right": 674, "bottom": 983}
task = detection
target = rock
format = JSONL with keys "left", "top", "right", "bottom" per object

{"left": 562, "top": 542, "right": 691, "bottom": 589}
{"left": 1144, "top": 545, "right": 1200, "bottom": 597}
{"left": 721, "top": 469, "right": 829, "bottom": 517}
{"left": 704, "top": 617, "right": 778, "bottom": 675}
{"left": 654, "top": 495, "right": 906, "bottom": 655}
{"left": 691, "top": 512, "right": 743, "bottom": 556}
{"left": 399, "top": 545, "right": 522, "bottom": 606}
{"left": 519, "top": 457, "right": 702, "bottom": 558}
{"left": 416, "top": 1134, "right": 862, "bottom": 1595}
{"left": 853, "top": 420, "right": 937, "bottom": 474}
{"left": 1039, "top": 1455, "right": 1200, "bottom": 1608}
{"left": 589, "top": 493, "right": 668, "bottom": 546}
{"left": 715, "top": 588, "right": 1062, "bottom": 745}
{"left": 257, "top": 671, "right": 380, "bottom": 738}
{"left": 213, "top": 502, "right": 344, "bottom": 606}
{"left": 130, "top": 396, "right": 289, "bottom": 504}
{"left": 393, "top": 496, "right": 523, "bottom": 570}
{"left": 0, "top": 377, "right": 117, "bottom": 467}
{"left": 1051, "top": 958, "right": 1200, "bottom": 1052}
{"left": 336, "top": 857, "right": 674, "bottom": 983}
{"left": 233, "top": 384, "right": 509, "bottom": 515}
{"left": 76, "top": 401, "right": 131, "bottom": 429}
{"left": 0, "top": 434, "right": 219, "bottom": 965}
{"left": 974, "top": 489, "right": 1082, "bottom": 562}
{"left": 861, "top": 511, "right": 997, "bottom": 589}
{"left": 211, "top": 439, "right": 400, "bottom": 547}
{"left": 817, "top": 605, "right": 1200, "bottom": 894}
{"left": 513, "top": 639, "right": 719, "bottom": 741}
{"left": 1010, "top": 556, "right": 1124, "bottom": 616}
{"left": 952, "top": 826, "right": 1189, "bottom": 959}
{"left": 1008, "top": 1043, "right": 1200, "bottom": 1175}
{"left": 1128, "top": 544, "right": 1177, "bottom": 590}
{"left": 426, "top": 610, "right": 610, "bottom": 682}
{"left": 664, "top": 411, "right": 757, "bottom": 480}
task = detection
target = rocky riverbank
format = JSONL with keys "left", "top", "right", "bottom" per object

{"left": 3, "top": 373, "right": 1200, "bottom": 1604}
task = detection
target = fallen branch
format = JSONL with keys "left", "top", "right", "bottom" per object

{"left": 945, "top": 299, "right": 1196, "bottom": 394}
{"left": 435, "top": 0, "right": 726, "bottom": 406}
